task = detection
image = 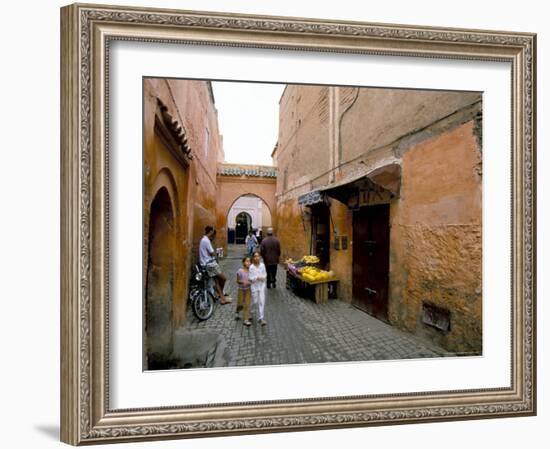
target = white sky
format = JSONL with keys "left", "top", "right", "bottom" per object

{"left": 211, "top": 81, "right": 285, "bottom": 166}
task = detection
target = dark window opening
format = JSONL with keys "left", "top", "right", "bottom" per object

{"left": 422, "top": 302, "right": 451, "bottom": 332}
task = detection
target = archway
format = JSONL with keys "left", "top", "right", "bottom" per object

{"left": 216, "top": 169, "right": 277, "bottom": 252}
{"left": 226, "top": 194, "right": 273, "bottom": 247}
{"left": 145, "top": 187, "right": 175, "bottom": 369}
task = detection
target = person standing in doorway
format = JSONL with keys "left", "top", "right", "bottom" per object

{"left": 245, "top": 229, "right": 258, "bottom": 257}
{"left": 260, "top": 228, "right": 281, "bottom": 289}
{"left": 249, "top": 251, "right": 267, "bottom": 326}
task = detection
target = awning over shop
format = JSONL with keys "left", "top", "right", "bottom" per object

{"left": 320, "top": 163, "right": 401, "bottom": 209}
{"left": 298, "top": 190, "right": 327, "bottom": 206}
{"left": 297, "top": 163, "right": 401, "bottom": 209}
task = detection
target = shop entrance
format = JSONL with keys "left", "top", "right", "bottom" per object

{"left": 352, "top": 204, "right": 390, "bottom": 322}
{"left": 310, "top": 204, "right": 331, "bottom": 270}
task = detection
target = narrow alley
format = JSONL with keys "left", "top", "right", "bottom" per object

{"left": 182, "top": 245, "right": 452, "bottom": 368}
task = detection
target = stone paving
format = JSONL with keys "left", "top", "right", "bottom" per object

{"left": 182, "top": 245, "right": 452, "bottom": 367}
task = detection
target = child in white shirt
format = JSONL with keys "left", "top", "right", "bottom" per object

{"left": 248, "top": 251, "right": 267, "bottom": 326}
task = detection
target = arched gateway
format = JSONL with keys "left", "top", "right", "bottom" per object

{"left": 216, "top": 164, "right": 277, "bottom": 251}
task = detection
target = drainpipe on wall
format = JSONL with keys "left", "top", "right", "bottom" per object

{"left": 333, "top": 87, "right": 340, "bottom": 183}
{"left": 329, "top": 87, "right": 341, "bottom": 184}
{"left": 337, "top": 87, "right": 360, "bottom": 174}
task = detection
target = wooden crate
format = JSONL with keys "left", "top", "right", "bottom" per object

{"left": 286, "top": 270, "right": 338, "bottom": 304}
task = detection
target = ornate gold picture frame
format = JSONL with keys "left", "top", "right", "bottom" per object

{"left": 60, "top": 3, "right": 536, "bottom": 445}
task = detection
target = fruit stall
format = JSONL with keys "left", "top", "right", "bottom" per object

{"left": 285, "top": 256, "right": 338, "bottom": 304}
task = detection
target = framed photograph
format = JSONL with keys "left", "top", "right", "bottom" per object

{"left": 60, "top": 3, "right": 536, "bottom": 445}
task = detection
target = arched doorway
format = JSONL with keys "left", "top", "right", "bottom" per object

{"left": 145, "top": 187, "right": 175, "bottom": 369}
{"left": 235, "top": 211, "right": 252, "bottom": 244}
{"left": 227, "top": 194, "right": 273, "bottom": 247}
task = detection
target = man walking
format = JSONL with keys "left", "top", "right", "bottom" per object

{"left": 260, "top": 228, "right": 281, "bottom": 289}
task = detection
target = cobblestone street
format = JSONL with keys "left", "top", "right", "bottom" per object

{"left": 183, "top": 246, "right": 452, "bottom": 367}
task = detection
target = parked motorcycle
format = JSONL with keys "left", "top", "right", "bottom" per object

{"left": 188, "top": 264, "right": 218, "bottom": 320}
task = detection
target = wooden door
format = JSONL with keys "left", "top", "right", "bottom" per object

{"left": 311, "top": 204, "right": 330, "bottom": 270}
{"left": 352, "top": 204, "right": 390, "bottom": 322}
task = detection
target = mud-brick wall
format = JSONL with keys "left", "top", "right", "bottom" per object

{"left": 143, "top": 78, "right": 222, "bottom": 332}
{"left": 166, "top": 80, "right": 222, "bottom": 263}
{"left": 328, "top": 200, "right": 354, "bottom": 302}
{"left": 274, "top": 85, "right": 332, "bottom": 266}
{"left": 388, "top": 121, "right": 482, "bottom": 354}
{"left": 276, "top": 199, "right": 311, "bottom": 262}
